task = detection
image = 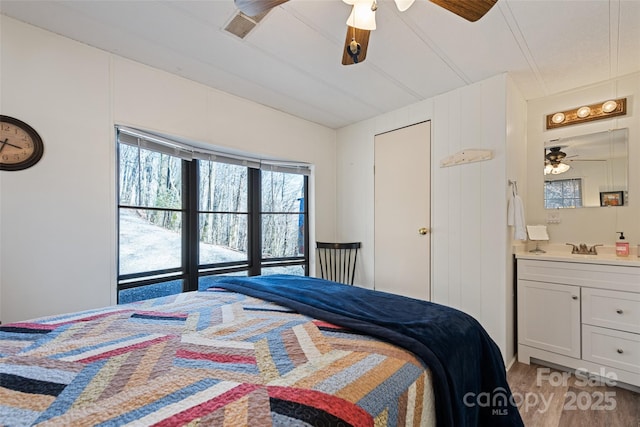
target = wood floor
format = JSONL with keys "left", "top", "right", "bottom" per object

{"left": 507, "top": 361, "right": 640, "bottom": 427}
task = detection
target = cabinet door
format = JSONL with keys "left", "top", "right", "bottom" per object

{"left": 518, "top": 279, "right": 581, "bottom": 358}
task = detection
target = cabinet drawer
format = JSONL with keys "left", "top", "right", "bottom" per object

{"left": 582, "top": 288, "right": 640, "bottom": 334}
{"left": 517, "top": 259, "right": 640, "bottom": 293}
{"left": 582, "top": 325, "right": 640, "bottom": 374}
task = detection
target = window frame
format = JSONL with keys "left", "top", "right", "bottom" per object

{"left": 116, "top": 129, "right": 309, "bottom": 301}
{"left": 256, "top": 169, "right": 309, "bottom": 276}
{"left": 544, "top": 178, "right": 583, "bottom": 209}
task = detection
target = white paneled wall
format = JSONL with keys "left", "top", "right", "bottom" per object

{"left": 1, "top": 17, "right": 114, "bottom": 324}
{"left": 1, "top": 16, "right": 535, "bottom": 364}
{"left": 337, "top": 74, "right": 527, "bottom": 362}
{"left": 432, "top": 78, "right": 509, "bottom": 340}
{"left": 0, "top": 17, "right": 336, "bottom": 323}
{"left": 526, "top": 72, "right": 640, "bottom": 246}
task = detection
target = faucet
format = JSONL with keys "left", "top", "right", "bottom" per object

{"left": 566, "top": 243, "right": 603, "bottom": 255}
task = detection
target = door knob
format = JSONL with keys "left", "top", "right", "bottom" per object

{"left": 418, "top": 227, "right": 430, "bottom": 235}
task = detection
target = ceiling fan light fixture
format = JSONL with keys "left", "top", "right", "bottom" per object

{"left": 346, "top": 1, "right": 377, "bottom": 30}
{"left": 544, "top": 162, "right": 570, "bottom": 175}
{"left": 394, "top": 0, "right": 415, "bottom": 12}
{"left": 552, "top": 162, "right": 570, "bottom": 174}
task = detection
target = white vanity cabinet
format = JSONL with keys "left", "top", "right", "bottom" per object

{"left": 516, "top": 256, "right": 640, "bottom": 389}
{"left": 518, "top": 280, "right": 581, "bottom": 358}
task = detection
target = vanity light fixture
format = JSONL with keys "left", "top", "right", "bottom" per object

{"left": 546, "top": 98, "right": 626, "bottom": 129}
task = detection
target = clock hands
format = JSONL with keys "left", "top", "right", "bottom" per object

{"left": 0, "top": 138, "right": 24, "bottom": 152}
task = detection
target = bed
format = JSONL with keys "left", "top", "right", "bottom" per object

{"left": 0, "top": 275, "right": 523, "bottom": 426}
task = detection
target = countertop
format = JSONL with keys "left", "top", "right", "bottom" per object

{"left": 514, "top": 243, "right": 640, "bottom": 267}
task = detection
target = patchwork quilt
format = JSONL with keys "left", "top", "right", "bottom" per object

{"left": 0, "top": 287, "right": 435, "bottom": 426}
{"left": 213, "top": 275, "right": 523, "bottom": 427}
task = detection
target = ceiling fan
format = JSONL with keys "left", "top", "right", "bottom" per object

{"left": 544, "top": 146, "right": 571, "bottom": 175}
{"left": 546, "top": 146, "right": 567, "bottom": 163}
{"left": 234, "top": 0, "right": 498, "bottom": 65}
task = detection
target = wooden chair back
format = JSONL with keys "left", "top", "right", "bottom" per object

{"left": 316, "top": 241, "right": 361, "bottom": 285}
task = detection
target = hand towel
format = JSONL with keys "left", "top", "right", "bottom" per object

{"left": 508, "top": 193, "right": 527, "bottom": 240}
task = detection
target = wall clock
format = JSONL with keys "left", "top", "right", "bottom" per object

{"left": 0, "top": 115, "right": 44, "bottom": 171}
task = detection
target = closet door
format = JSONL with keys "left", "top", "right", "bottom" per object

{"left": 374, "top": 121, "right": 431, "bottom": 300}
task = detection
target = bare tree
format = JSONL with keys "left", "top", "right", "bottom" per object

{"left": 120, "top": 148, "right": 303, "bottom": 264}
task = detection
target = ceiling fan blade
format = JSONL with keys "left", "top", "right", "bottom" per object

{"left": 429, "top": 0, "right": 497, "bottom": 22}
{"left": 234, "top": 0, "right": 289, "bottom": 17}
{"left": 341, "top": 26, "right": 371, "bottom": 66}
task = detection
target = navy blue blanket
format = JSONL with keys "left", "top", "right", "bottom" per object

{"left": 209, "top": 274, "right": 523, "bottom": 427}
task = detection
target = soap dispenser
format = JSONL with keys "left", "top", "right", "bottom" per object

{"left": 616, "top": 232, "right": 629, "bottom": 257}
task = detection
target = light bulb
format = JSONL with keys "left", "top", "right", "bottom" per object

{"left": 346, "top": 2, "right": 377, "bottom": 30}
{"left": 394, "top": 0, "right": 415, "bottom": 11}
{"left": 551, "top": 112, "right": 565, "bottom": 124}
{"left": 577, "top": 106, "right": 591, "bottom": 118}
{"left": 551, "top": 163, "right": 570, "bottom": 174}
{"left": 602, "top": 100, "right": 618, "bottom": 113}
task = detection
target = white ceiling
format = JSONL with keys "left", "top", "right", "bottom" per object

{"left": 2, "top": 0, "right": 639, "bottom": 129}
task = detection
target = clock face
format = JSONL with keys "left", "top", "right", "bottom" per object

{"left": 0, "top": 115, "right": 44, "bottom": 171}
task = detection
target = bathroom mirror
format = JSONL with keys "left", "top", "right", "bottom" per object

{"left": 544, "top": 128, "right": 628, "bottom": 209}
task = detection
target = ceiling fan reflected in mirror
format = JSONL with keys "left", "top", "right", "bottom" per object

{"left": 234, "top": 0, "right": 498, "bottom": 65}
{"left": 544, "top": 146, "right": 571, "bottom": 175}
